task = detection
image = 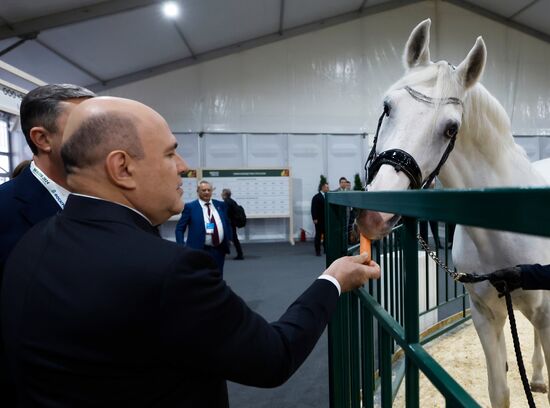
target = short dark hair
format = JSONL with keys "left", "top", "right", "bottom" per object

{"left": 20, "top": 84, "right": 96, "bottom": 154}
{"left": 222, "top": 188, "right": 231, "bottom": 198}
{"left": 61, "top": 112, "right": 144, "bottom": 175}
{"left": 339, "top": 177, "right": 348, "bottom": 183}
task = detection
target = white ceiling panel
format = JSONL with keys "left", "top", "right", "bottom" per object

{"left": 175, "top": 0, "right": 280, "bottom": 52}
{"left": 513, "top": 1, "right": 550, "bottom": 35}
{"left": 283, "top": 0, "right": 363, "bottom": 29}
{"left": 0, "top": 0, "right": 102, "bottom": 24}
{"left": 460, "top": 0, "right": 534, "bottom": 18}
{"left": 39, "top": 5, "right": 190, "bottom": 80}
{"left": 0, "top": 39, "right": 96, "bottom": 88}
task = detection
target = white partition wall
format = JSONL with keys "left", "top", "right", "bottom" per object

{"left": 327, "top": 134, "right": 367, "bottom": 189}
{"left": 288, "top": 134, "right": 325, "bottom": 240}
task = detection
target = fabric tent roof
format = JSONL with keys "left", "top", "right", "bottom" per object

{"left": 0, "top": 0, "right": 548, "bottom": 92}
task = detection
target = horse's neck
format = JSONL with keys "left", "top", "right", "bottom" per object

{"left": 438, "top": 87, "right": 546, "bottom": 189}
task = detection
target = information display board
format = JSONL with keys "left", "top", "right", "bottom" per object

{"left": 180, "top": 169, "right": 198, "bottom": 203}
{"left": 201, "top": 168, "right": 291, "bottom": 218}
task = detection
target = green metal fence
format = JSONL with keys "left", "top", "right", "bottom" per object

{"left": 326, "top": 188, "right": 550, "bottom": 407}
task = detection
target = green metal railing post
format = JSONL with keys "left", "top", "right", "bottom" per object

{"left": 327, "top": 196, "right": 350, "bottom": 407}
{"left": 403, "top": 217, "right": 420, "bottom": 408}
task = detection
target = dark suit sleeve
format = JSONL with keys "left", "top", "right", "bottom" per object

{"left": 219, "top": 201, "right": 232, "bottom": 243}
{"left": 159, "top": 249, "right": 338, "bottom": 387}
{"left": 519, "top": 264, "right": 550, "bottom": 290}
{"left": 175, "top": 206, "right": 191, "bottom": 244}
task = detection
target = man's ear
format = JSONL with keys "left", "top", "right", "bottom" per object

{"left": 105, "top": 150, "right": 137, "bottom": 189}
{"left": 29, "top": 126, "right": 52, "bottom": 154}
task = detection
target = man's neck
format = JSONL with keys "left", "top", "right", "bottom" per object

{"left": 33, "top": 156, "right": 69, "bottom": 189}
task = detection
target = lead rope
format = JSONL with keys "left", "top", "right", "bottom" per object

{"left": 416, "top": 233, "right": 536, "bottom": 407}
{"left": 504, "top": 286, "right": 536, "bottom": 408}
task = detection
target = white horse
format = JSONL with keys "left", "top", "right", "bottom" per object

{"left": 355, "top": 19, "right": 550, "bottom": 408}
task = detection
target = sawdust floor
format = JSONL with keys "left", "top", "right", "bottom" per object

{"left": 393, "top": 313, "right": 549, "bottom": 407}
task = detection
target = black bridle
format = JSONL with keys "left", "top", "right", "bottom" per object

{"left": 365, "top": 86, "right": 463, "bottom": 190}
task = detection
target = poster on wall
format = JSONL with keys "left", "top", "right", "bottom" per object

{"left": 201, "top": 168, "right": 291, "bottom": 218}
{"left": 180, "top": 169, "right": 198, "bottom": 203}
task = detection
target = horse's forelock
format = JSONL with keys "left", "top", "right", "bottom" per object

{"left": 386, "top": 62, "right": 461, "bottom": 102}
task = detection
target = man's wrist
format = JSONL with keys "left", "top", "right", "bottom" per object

{"left": 318, "top": 275, "right": 341, "bottom": 296}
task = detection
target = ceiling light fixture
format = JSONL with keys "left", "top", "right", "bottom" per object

{"left": 162, "top": 1, "right": 180, "bottom": 19}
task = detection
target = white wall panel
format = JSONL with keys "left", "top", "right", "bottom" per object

{"left": 539, "top": 137, "right": 550, "bottom": 160}
{"left": 175, "top": 133, "right": 200, "bottom": 169}
{"left": 246, "top": 134, "right": 288, "bottom": 167}
{"left": 289, "top": 134, "right": 325, "bottom": 239}
{"left": 327, "top": 134, "right": 364, "bottom": 188}
{"left": 203, "top": 133, "right": 244, "bottom": 168}
{"left": 514, "top": 137, "right": 540, "bottom": 162}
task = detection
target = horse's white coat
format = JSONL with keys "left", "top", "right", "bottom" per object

{"left": 356, "top": 19, "right": 550, "bottom": 408}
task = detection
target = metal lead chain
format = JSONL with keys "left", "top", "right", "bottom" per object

{"left": 416, "top": 233, "right": 463, "bottom": 281}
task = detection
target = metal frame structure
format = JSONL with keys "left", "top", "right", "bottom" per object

{"left": 326, "top": 188, "right": 550, "bottom": 407}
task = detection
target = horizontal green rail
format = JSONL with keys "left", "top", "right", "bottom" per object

{"left": 326, "top": 188, "right": 550, "bottom": 238}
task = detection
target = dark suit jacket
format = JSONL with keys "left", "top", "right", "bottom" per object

{"left": 0, "top": 165, "right": 60, "bottom": 278}
{"left": 175, "top": 199, "right": 232, "bottom": 253}
{"left": 0, "top": 165, "right": 60, "bottom": 404}
{"left": 310, "top": 192, "right": 326, "bottom": 228}
{"left": 2, "top": 195, "right": 338, "bottom": 407}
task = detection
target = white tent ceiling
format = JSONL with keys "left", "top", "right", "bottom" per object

{"left": 0, "top": 0, "right": 549, "bottom": 92}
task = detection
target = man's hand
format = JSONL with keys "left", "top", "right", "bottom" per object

{"left": 487, "top": 266, "right": 522, "bottom": 295}
{"left": 323, "top": 253, "right": 381, "bottom": 293}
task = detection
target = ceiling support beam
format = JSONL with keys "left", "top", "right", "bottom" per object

{"left": 509, "top": 0, "right": 540, "bottom": 19}
{"left": 172, "top": 23, "right": 196, "bottom": 59}
{"left": 443, "top": 0, "right": 550, "bottom": 44}
{"left": 35, "top": 39, "right": 105, "bottom": 84}
{"left": 0, "top": 0, "right": 163, "bottom": 41}
{"left": 0, "top": 33, "right": 37, "bottom": 57}
{"left": 278, "top": 0, "right": 286, "bottom": 35}
{"left": 89, "top": 0, "right": 424, "bottom": 91}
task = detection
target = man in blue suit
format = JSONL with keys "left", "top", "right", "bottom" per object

{"left": 0, "top": 84, "right": 95, "bottom": 405}
{"left": 176, "top": 180, "right": 232, "bottom": 274}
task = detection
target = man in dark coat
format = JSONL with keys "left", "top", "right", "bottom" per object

{"left": 2, "top": 96, "right": 381, "bottom": 408}
{"left": 175, "top": 180, "right": 232, "bottom": 274}
{"left": 311, "top": 182, "right": 329, "bottom": 256}
{"left": 221, "top": 188, "right": 244, "bottom": 260}
{"left": 0, "top": 83, "right": 94, "bottom": 406}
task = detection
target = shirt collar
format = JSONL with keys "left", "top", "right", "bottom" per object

{"left": 71, "top": 193, "right": 153, "bottom": 225}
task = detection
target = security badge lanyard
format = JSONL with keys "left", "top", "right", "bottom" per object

{"left": 30, "top": 161, "right": 69, "bottom": 209}
{"left": 206, "top": 222, "right": 215, "bottom": 234}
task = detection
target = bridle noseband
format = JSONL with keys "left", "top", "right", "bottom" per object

{"left": 365, "top": 86, "right": 463, "bottom": 190}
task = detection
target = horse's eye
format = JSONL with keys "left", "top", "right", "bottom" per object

{"left": 383, "top": 101, "right": 391, "bottom": 116}
{"left": 445, "top": 124, "right": 458, "bottom": 138}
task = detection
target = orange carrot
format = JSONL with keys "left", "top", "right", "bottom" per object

{"left": 360, "top": 234, "right": 371, "bottom": 263}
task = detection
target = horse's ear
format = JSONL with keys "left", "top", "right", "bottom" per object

{"left": 455, "top": 37, "right": 487, "bottom": 89}
{"left": 403, "top": 19, "right": 431, "bottom": 69}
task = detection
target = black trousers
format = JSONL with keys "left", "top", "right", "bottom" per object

{"left": 231, "top": 224, "right": 243, "bottom": 257}
{"left": 314, "top": 223, "right": 325, "bottom": 255}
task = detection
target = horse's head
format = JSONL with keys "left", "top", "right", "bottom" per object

{"left": 356, "top": 19, "right": 487, "bottom": 240}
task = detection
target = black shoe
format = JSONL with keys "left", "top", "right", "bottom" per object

{"left": 234, "top": 255, "right": 244, "bottom": 260}
{"left": 315, "top": 252, "right": 321, "bottom": 256}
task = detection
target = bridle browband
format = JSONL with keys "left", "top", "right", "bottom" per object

{"left": 365, "top": 86, "right": 463, "bottom": 190}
